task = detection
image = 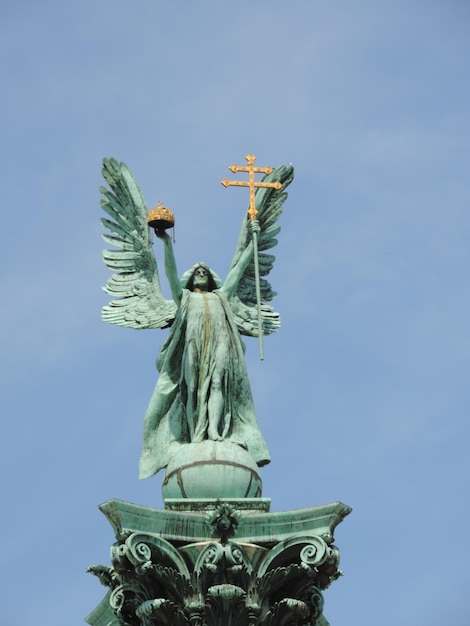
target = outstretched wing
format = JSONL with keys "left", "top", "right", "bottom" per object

{"left": 228, "top": 164, "right": 294, "bottom": 336}
{"left": 100, "top": 157, "right": 177, "bottom": 329}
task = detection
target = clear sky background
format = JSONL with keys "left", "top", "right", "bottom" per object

{"left": 1, "top": 1, "right": 469, "bottom": 625}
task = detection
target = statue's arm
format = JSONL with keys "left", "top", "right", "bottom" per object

{"left": 222, "top": 236, "right": 255, "bottom": 299}
{"left": 158, "top": 232, "right": 182, "bottom": 304}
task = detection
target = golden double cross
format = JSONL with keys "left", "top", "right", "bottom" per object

{"left": 221, "top": 154, "right": 283, "bottom": 360}
{"left": 221, "top": 153, "right": 282, "bottom": 222}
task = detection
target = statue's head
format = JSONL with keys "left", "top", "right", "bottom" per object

{"left": 180, "top": 262, "right": 222, "bottom": 292}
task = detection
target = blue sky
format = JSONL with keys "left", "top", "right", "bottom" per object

{"left": 1, "top": 1, "right": 469, "bottom": 624}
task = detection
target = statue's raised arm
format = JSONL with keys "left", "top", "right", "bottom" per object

{"left": 155, "top": 230, "right": 183, "bottom": 305}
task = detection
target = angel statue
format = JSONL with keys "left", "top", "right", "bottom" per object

{"left": 100, "top": 157, "right": 294, "bottom": 479}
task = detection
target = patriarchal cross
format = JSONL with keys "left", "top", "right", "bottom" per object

{"left": 221, "top": 153, "right": 282, "bottom": 222}
{"left": 221, "top": 154, "right": 283, "bottom": 360}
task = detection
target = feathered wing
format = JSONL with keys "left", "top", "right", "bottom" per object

{"left": 228, "top": 164, "right": 294, "bottom": 336}
{"left": 100, "top": 157, "right": 177, "bottom": 329}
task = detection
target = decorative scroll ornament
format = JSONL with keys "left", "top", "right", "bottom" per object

{"left": 87, "top": 526, "right": 344, "bottom": 626}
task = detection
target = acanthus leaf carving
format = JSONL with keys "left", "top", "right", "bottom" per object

{"left": 205, "top": 584, "right": 248, "bottom": 626}
{"left": 87, "top": 564, "right": 120, "bottom": 589}
{"left": 136, "top": 598, "right": 188, "bottom": 626}
{"left": 263, "top": 598, "right": 310, "bottom": 626}
{"left": 89, "top": 521, "right": 343, "bottom": 626}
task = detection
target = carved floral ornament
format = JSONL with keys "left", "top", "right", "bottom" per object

{"left": 87, "top": 525, "right": 341, "bottom": 626}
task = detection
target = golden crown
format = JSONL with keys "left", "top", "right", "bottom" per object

{"left": 147, "top": 201, "right": 175, "bottom": 231}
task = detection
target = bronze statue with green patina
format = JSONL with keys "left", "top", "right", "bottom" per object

{"left": 100, "top": 157, "right": 294, "bottom": 480}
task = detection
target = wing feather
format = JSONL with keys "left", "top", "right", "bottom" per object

{"left": 100, "top": 157, "right": 176, "bottom": 329}
{"left": 228, "top": 164, "right": 294, "bottom": 336}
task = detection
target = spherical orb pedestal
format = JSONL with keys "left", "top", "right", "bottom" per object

{"left": 162, "top": 440, "right": 262, "bottom": 500}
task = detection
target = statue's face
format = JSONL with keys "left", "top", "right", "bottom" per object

{"left": 192, "top": 266, "right": 210, "bottom": 291}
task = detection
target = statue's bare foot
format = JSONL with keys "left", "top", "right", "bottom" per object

{"left": 208, "top": 429, "right": 223, "bottom": 441}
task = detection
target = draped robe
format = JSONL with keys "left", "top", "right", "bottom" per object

{"left": 139, "top": 288, "right": 270, "bottom": 479}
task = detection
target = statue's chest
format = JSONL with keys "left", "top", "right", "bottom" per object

{"left": 186, "top": 293, "right": 225, "bottom": 334}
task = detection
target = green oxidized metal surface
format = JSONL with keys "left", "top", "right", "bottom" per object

{"left": 98, "top": 499, "right": 351, "bottom": 545}
{"left": 87, "top": 500, "right": 351, "bottom": 626}
{"left": 99, "top": 157, "right": 293, "bottom": 481}
{"left": 89, "top": 157, "right": 352, "bottom": 626}
{"left": 162, "top": 441, "right": 263, "bottom": 500}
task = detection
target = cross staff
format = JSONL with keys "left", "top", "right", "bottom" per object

{"left": 221, "top": 154, "right": 283, "bottom": 360}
